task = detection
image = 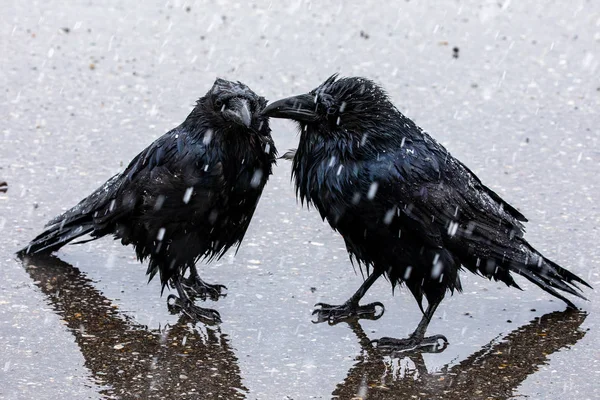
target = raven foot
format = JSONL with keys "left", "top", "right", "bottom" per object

{"left": 181, "top": 277, "right": 227, "bottom": 301}
{"left": 373, "top": 334, "right": 448, "bottom": 355}
{"left": 312, "top": 301, "right": 385, "bottom": 324}
{"left": 167, "top": 294, "right": 222, "bottom": 324}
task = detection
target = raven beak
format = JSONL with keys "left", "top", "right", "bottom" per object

{"left": 262, "top": 94, "right": 318, "bottom": 122}
{"left": 227, "top": 98, "right": 252, "bottom": 128}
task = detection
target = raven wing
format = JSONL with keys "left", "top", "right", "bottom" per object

{"left": 95, "top": 126, "right": 224, "bottom": 230}
{"left": 44, "top": 127, "right": 190, "bottom": 231}
{"left": 23, "top": 126, "right": 222, "bottom": 255}
{"left": 349, "top": 136, "right": 527, "bottom": 250}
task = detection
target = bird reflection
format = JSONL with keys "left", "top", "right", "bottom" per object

{"left": 333, "top": 309, "right": 587, "bottom": 399}
{"left": 20, "top": 254, "right": 247, "bottom": 399}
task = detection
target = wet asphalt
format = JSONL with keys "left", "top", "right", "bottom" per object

{"left": 1, "top": 1, "right": 599, "bottom": 399}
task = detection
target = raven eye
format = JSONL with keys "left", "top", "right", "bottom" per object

{"left": 327, "top": 105, "right": 338, "bottom": 115}
{"left": 215, "top": 99, "right": 223, "bottom": 108}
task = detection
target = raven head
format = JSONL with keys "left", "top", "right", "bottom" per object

{"left": 196, "top": 78, "right": 268, "bottom": 129}
{"left": 262, "top": 74, "right": 394, "bottom": 135}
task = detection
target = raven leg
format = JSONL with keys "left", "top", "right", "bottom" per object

{"left": 373, "top": 300, "right": 448, "bottom": 354}
{"left": 181, "top": 264, "right": 227, "bottom": 301}
{"left": 312, "top": 270, "right": 385, "bottom": 324}
{"left": 167, "top": 275, "right": 222, "bottom": 324}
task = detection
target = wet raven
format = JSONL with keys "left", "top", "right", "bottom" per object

{"left": 263, "top": 74, "right": 591, "bottom": 350}
{"left": 19, "top": 79, "right": 277, "bottom": 323}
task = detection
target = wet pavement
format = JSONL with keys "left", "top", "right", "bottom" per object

{"left": 2, "top": 1, "right": 599, "bottom": 399}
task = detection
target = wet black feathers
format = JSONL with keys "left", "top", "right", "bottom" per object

{"left": 19, "top": 79, "right": 277, "bottom": 288}
{"left": 287, "top": 75, "right": 590, "bottom": 309}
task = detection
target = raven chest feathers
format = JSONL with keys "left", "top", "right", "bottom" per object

{"left": 292, "top": 141, "right": 360, "bottom": 226}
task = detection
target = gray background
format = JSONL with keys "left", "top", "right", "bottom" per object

{"left": 1, "top": 1, "right": 599, "bottom": 399}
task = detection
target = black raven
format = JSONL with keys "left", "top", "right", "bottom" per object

{"left": 19, "top": 79, "right": 277, "bottom": 323}
{"left": 263, "top": 74, "right": 591, "bottom": 350}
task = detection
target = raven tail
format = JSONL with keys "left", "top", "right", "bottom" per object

{"left": 508, "top": 243, "right": 592, "bottom": 308}
{"left": 460, "top": 239, "right": 591, "bottom": 308}
{"left": 494, "top": 240, "right": 592, "bottom": 309}
{"left": 17, "top": 217, "right": 95, "bottom": 257}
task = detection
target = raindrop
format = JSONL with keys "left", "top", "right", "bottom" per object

{"left": 154, "top": 195, "right": 165, "bottom": 211}
{"left": 403, "top": 266, "right": 412, "bottom": 279}
{"left": 357, "top": 376, "right": 368, "bottom": 398}
{"left": 367, "top": 182, "right": 379, "bottom": 200}
{"left": 148, "top": 104, "right": 158, "bottom": 117}
{"left": 431, "top": 255, "right": 443, "bottom": 278}
{"left": 328, "top": 156, "right": 337, "bottom": 167}
{"left": 264, "top": 143, "right": 271, "bottom": 154}
{"left": 250, "top": 169, "right": 263, "bottom": 188}
{"left": 157, "top": 227, "right": 166, "bottom": 241}
{"left": 447, "top": 221, "right": 459, "bottom": 236}
{"left": 383, "top": 207, "right": 396, "bottom": 224}
{"left": 159, "top": 331, "right": 168, "bottom": 346}
{"left": 360, "top": 133, "right": 369, "bottom": 146}
{"left": 203, "top": 129, "right": 213, "bottom": 145}
{"left": 183, "top": 187, "right": 194, "bottom": 204}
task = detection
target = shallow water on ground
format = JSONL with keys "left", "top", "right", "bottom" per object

{"left": 2, "top": 1, "right": 599, "bottom": 399}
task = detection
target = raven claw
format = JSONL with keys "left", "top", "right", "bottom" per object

{"left": 312, "top": 301, "right": 385, "bottom": 325}
{"left": 167, "top": 294, "right": 222, "bottom": 324}
{"left": 181, "top": 277, "right": 227, "bottom": 301}
{"left": 372, "top": 334, "right": 448, "bottom": 354}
